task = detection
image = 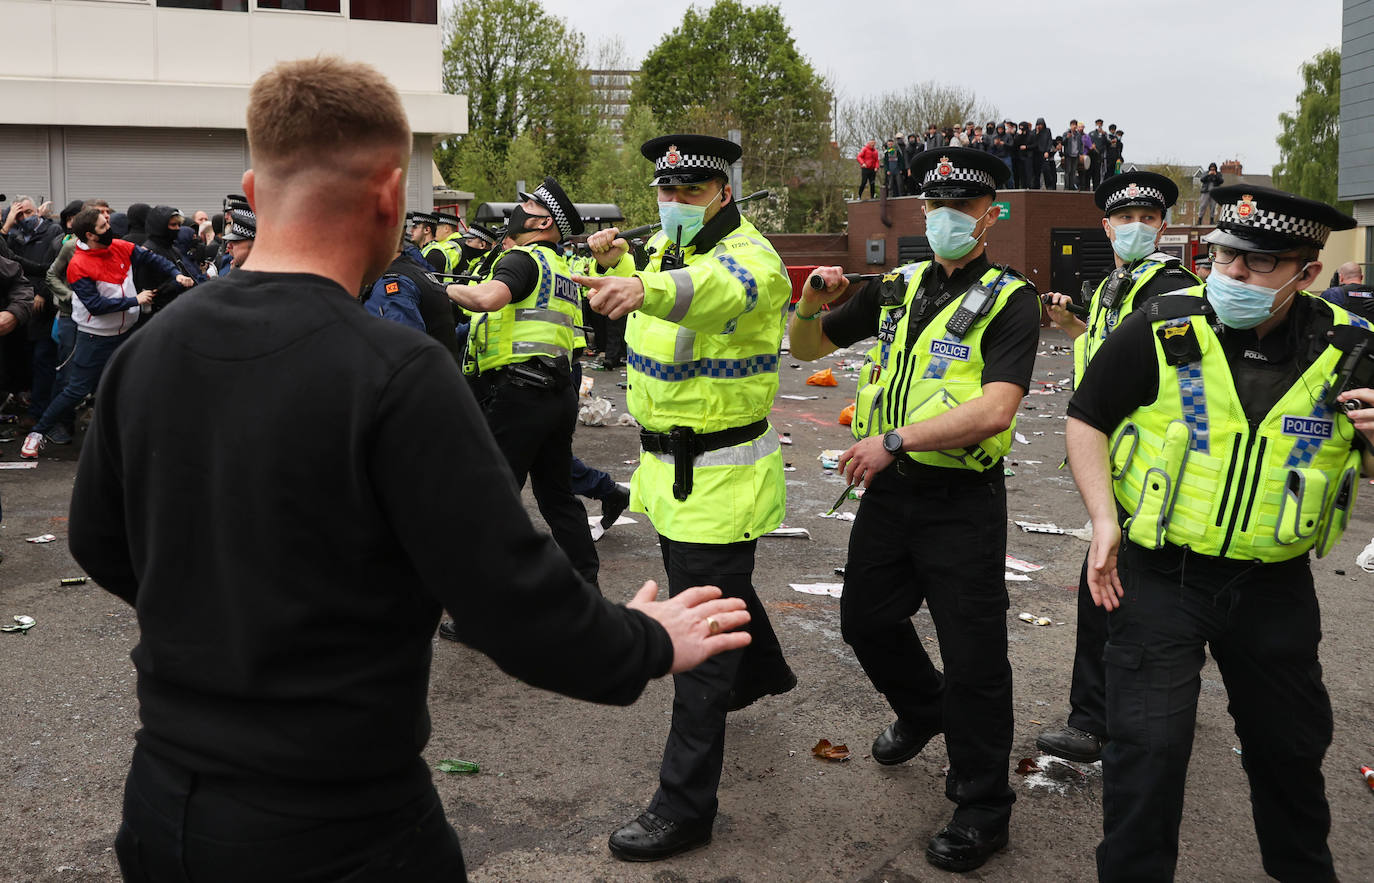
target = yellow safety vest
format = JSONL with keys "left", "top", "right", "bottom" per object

{"left": 602, "top": 215, "right": 790, "bottom": 543}
{"left": 466, "top": 245, "right": 580, "bottom": 376}
{"left": 1111, "top": 293, "right": 1365, "bottom": 561}
{"left": 851, "top": 262, "right": 1029, "bottom": 471}
{"left": 1072, "top": 254, "right": 1196, "bottom": 384}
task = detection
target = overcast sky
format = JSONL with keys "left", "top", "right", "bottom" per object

{"left": 516, "top": 0, "right": 1342, "bottom": 175}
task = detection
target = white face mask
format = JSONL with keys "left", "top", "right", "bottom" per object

{"left": 1206, "top": 263, "right": 1311, "bottom": 329}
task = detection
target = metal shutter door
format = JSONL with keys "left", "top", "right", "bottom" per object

{"left": 0, "top": 126, "right": 52, "bottom": 202}
{"left": 64, "top": 128, "right": 249, "bottom": 214}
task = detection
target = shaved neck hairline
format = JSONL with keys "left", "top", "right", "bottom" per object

{"left": 252, "top": 141, "right": 410, "bottom": 211}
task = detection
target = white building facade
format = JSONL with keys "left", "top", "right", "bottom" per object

{"left": 0, "top": 0, "right": 466, "bottom": 214}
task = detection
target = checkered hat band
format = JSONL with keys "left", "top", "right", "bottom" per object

{"left": 1106, "top": 186, "right": 1165, "bottom": 208}
{"left": 1218, "top": 203, "right": 1329, "bottom": 245}
{"left": 655, "top": 154, "right": 731, "bottom": 176}
{"left": 921, "top": 167, "right": 996, "bottom": 190}
{"left": 533, "top": 185, "right": 572, "bottom": 238}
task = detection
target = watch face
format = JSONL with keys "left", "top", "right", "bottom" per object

{"left": 884, "top": 431, "right": 902, "bottom": 453}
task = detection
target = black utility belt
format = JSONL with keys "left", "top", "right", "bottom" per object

{"left": 640, "top": 418, "right": 770, "bottom": 502}
{"left": 477, "top": 359, "right": 567, "bottom": 390}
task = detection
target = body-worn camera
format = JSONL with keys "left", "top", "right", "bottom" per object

{"left": 1324, "top": 326, "right": 1374, "bottom": 412}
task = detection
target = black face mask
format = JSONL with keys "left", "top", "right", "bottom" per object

{"left": 507, "top": 206, "right": 551, "bottom": 240}
{"left": 460, "top": 242, "right": 488, "bottom": 264}
{"left": 94, "top": 229, "right": 115, "bottom": 247}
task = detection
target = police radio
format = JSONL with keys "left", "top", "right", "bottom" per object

{"left": 1324, "top": 325, "right": 1374, "bottom": 412}
{"left": 945, "top": 267, "right": 1010, "bottom": 339}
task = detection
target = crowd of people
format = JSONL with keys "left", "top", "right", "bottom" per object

{"left": 1, "top": 56, "right": 1367, "bottom": 883}
{"left": 857, "top": 118, "right": 1128, "bottom": 198}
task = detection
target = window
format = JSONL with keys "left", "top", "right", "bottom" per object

{"left": 157, "top": 0, "right": 248, "bottom": 9}
{"left": 258, "top": 0, "right": 339, "bottom": 10}
{"left": 350, "top": 0, "right": 435, "bottom": 23}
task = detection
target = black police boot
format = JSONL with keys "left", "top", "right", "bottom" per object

{"left": 871, "top": 718, "right": 941, "bottom": 765}
{"left": 925, "top": 822, "right": 1009, "bottom": 872}
{"left": 1035, "top": 725, "right": 1103, "bottom": 763}
{"left": 608, "top": 810, "right": 712, "bottom": 862}
{"left": 727, "top": 663, "right": 798, "bottom": 712}
{"left": 437, "top": 620, "right": 459, "bottom": 643}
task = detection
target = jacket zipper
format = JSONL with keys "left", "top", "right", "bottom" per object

{"left": 1215, "top": 435, "right": 1242, "bottom": 527}
{"left": 1218, "top": 423, "right": 1261, "bottom": 557}
{"left": 1238, "top": 436, "right": 1268, "bottom": 534}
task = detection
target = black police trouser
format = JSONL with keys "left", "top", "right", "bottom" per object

{"left": 840, "top": 467, "right": 1015, "bottom": 831}
{"left": 115, "top": 747, "right": 466, "bottom": 883}
{"left": 1097, "top": 542, "right": 1335, "bottom": 883}
{"left": 477, "top": 376, "right": 599, "bottom": 587}
{"left": 601, "top": 315, "right": 627, "bottom": 366}
{"left": 648, "top": 536, "right": 789, "bottom": 823}
{"left": 1066, "top": 554, "right": 1108, "bottom": 737}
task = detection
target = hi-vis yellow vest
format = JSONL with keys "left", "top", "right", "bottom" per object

{"left": 601, "top": 214, "right": 789, "bottom": 543}
{"left": 1111, "top": 293, "right": 1366, "bottom": 561}
{"left": 466, "top": 245, "right": 579, "bottom": 375}
{"left": 1072, "top": 254, "right": 1195, "bottom": 385}
{"left": 851, "top": 262, "right": 1028, "bottom": 471}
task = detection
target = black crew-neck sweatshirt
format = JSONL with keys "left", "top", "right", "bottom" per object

{"left": 69, "top": 270, "right": 672, "bottom": 816}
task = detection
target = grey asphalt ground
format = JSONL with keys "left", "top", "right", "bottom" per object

{"left": 2, "top": 327, "right": 1372, "bottom": 882}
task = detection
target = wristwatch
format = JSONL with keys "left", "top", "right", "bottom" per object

{"left": 882, "top": 430, "right": 903, "bottom": 455}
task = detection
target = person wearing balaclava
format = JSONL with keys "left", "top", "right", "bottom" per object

{"left": 1037, "top": 171, "right": 1200, "bottom": 770}
{"left": 138, "top": 205, "right": 203, "bottom": 312}
{"left": 123, "top": 203, "right": 151, "bottom": 245}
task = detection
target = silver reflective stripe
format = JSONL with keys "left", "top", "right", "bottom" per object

{"left": 515, "top": 308, "right": 573, "bottom": 327}
{"left": 512, "top": 341, "right": 570, "bottom": 356}
{"left": 674, "top": 326, "right": 696, "bottom": 362}
{"left": 649, "top": 427, "right": 780, "bottom": 468}
{"left": 665, "top": 269, "right": 695, "bottom": 323}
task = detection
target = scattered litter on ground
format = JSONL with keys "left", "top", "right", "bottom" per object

{"left": 1361, "top": 765, "right": 1373, "bottom": 789}
{"left": 1233, "top": 747, "right": 1244, "bottom": 757}
{"left": 765, "top": 526, "right": 811, "bottom": 539}
{"left": 819, "top": 511, "right": 856, "bottom": 521}
{"left": 579, "top": 376, "right": 595, "bottom": 397}
{"left": 436, "top": 759, "right": 480, "bottom": 774}
{"left": 838, "top": 403, "right": 854, "bottom": 425}
{"left": 779, "top": 432, "right": 793, "bottom": 445}
{"left": 806, "top": 368, "right": 838, "bottom": 387}
{"left": 1018, "top": 754, "right": 1101, "bottom": 794}
{"left": 1015, "top": 432, "right": 1030, "bottom": 445}
{"left": 1335, "top": 569, "right": 1347, "bottom": 576}
{"left": 818, "top": 450, "right": 845, "bottom": 470}
{"left": 1064, "top": 522, "right": 1094, "bottom": 541}
{"left": 779, "top": 394, "right": 821, "bottom": 401}
{"left": 811, "top": 739, "right": 851, "bottom": 761}
{"left": 1006, "top": 556, "right": 1044, "bottom": 573}
{"left": 577, "top": 397, "right": 615, "bottom": 426}
{"left": 1018, "top": 612, "right": 1052, "bottom": 626}
{"left": 790, "top": 582, "right": 843, "bottom": 598}
{"left": 59, "top": 577, "right": 87, "bottom": 587}
{"left": 783, "top": 466, "right": 797, "bottom": 472}
{"left": 1357, "top": 537, "right": 1374, "bottom": 573}
{"left": 26, "top": 534, "right": 57, "bottom": 544}
{"left": 1, "top": 615, "right": 36, "bottom": 634}
{"left": 1016, "top": 521, "right": 1065, "bottom": 535}
{"left": 615, "top": 412, "right": 639, "bottom": 428}
{"left": 1005, "top": 573, "right": 1031, "bottom": 582}
{"left": 0, "top": 462, "right": 37, "bottom": 469}
{"left": 623, "top": 459, "right": 638, "bottom": 465}
{"left": 834, "top": 566, "right": 846, "bottom": 575}
{"left": 587, "top": 515, "right": 635, "bottom": 529}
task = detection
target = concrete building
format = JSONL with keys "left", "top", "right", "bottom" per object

{"left": 1338, "top": 0, "right": 1374, "bottom": 271}
{"left": 587, "top": 69, "right": 638, "bottom": 133}
{"left": 0, "top": 0, "right": 466, "bottom": 214}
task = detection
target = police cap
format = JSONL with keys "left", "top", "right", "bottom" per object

{"left": 516, "top": 176, "right": 583, "bottom": 238}
{"left": 222, "top": 210, "right": 256, "bottom": 242}
{"left": 408, "top": 211, "right": 438, "bottom": 229}
{"left": 224, "top": 194, "right": 250, "bottom": 214}
{"left": 463, "top": 223, "right": 499, "bottom": 246}
{"left": 1095, "top": 171, "right": 1178, "bottom": 215}
{"left": 1202, "top": 185, "right": 1355, "bottom": 254}
{"left": 641, "top": 134, "right": 741, "bottom": 187}
{"left": 910, "top": 147, "right": 1009, "bottom": 200}
{"left": 434, "top": 211, "right": 460, "bottom": 228}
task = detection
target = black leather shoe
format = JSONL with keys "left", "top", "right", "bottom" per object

{"left": 600, "top": 485, "right": 631, "bottom": 530}
{"left": 608, "top": 810, "right": 712, "bottom": 861}
{"left": 925, "top": 823, "right": 1009, "bottom": 872}
{"left": 1035, "top": 725, "right": 1103, "bottom": 763}
{"left": 437, "top": 620, "right": 459, "bottom": 643}
{"left": 727, "top": 665, "right": 798, "bottom": 712}
{"left": 871, "top": 719, "right": 940, "bottom": 765}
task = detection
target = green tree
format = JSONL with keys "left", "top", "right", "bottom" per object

{"left": 439, "top": 0, "right": 597, "bottom": 183}
{"left": 1274, "top": 47, "right": 1346, "bottom": 211}
{"left": 572, "top": 105, "right": 664, "bottom": 228}
{"left": 632, "top": 0, "right": 830, "bottom": 188}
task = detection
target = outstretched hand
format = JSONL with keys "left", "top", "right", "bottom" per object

{"left": 626, "top": 580, "right": 751, "bottom": 674}
{"left": 573, "top": 274, "right": 645, "bottom": 320}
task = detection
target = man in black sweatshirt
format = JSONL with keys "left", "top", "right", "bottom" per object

{"left": 69, "top": 56, "right": 751, "bottom": 883}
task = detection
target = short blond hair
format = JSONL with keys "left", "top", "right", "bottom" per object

{"left": 247, "top": 57, "right": 410, "bottom": 172}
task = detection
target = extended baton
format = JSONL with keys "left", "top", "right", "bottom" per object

{"left": 430, "top": 273, "right": 482, "bottom": 284}
{"left": 808, "top": 272, "right": 882, "bottom": 291}
{"left": 1041, "top": 294, "right": 1088, "bottom": 319}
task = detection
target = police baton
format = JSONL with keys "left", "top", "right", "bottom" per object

{"left": 808, "top": 272, "right": 882, "bottom": 291}
{"left": 430, "top": 272, "right": 482, "bottom": 284}
{"left": 574, "top": 190, "right": 773, "bottom": 254}
{"left": 1042, "top": 293, "right": 1088, "bottom": 319}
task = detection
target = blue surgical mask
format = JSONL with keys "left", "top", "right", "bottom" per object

{"left": 925, "top": 207, "right": 986, "bottom": 260}
{"left": 658, "top": 188, "right": 721, "bottom": 247}
{"left": 1109, "top": 221, "right": 1159, "bottom": 262}
{"left": 1205, "top": 265, "right": 1309, "bottom": 329}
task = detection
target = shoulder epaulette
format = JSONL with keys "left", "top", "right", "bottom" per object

{"left": 1145, "top": 292, "right": 1213, "bottom": 322}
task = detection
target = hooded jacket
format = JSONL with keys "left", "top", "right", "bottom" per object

{"left": 124, "top": 203, "right": 150, "bottom": 246}
{"left": 139, "top": 205, "right": 204, "bottom": 309}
